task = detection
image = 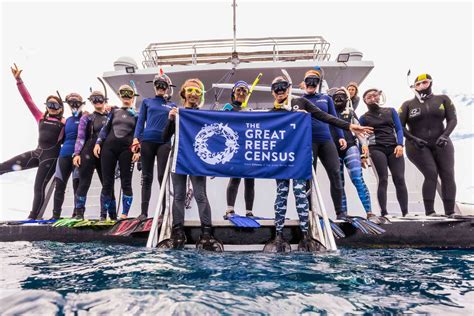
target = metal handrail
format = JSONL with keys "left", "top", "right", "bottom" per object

{"left": 142, "top": 36, "right": 331, "bottom": 67}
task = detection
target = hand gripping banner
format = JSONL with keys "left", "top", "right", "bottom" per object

{"left": 172, "top": 109, "right": 312, "bottom": 180}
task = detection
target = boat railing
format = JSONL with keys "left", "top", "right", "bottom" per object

{"left": 142, "top": 36, "right": 331, "bottom": 67}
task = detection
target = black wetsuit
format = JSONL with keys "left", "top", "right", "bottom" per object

{"left": 74, "top": 111, "right": 109, "bottom": 217}
{"left": 97, "top": 107, "right": 137, "bottom": 218}
{"left": 1, "top": 117, "right": 64, "bottom": 219}
{"left": 162, "top": 112, "right": 212, "bottom": 228}
{"left": 399, "top": 94, "right": 457, "bottom": 215}
{"left": 0, "top": 79, "right": 65, "bottom": 219}
{"left": 224, "top": 101, "right": 255, "bottom": 213}
{"left": 359, "top": 106, "right": 408, "bottom": 216}
{"left": 134, "top": 96, "right": 176, "bottom": 217}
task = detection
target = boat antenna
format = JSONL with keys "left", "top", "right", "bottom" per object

{"left": 231, "top": 0, "right": 239, "bottom": 66}
{"left": 232, "top": 0, "right": 237, "bottom": 53}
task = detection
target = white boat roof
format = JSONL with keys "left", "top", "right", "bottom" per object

{"left": 102, "top": 36, "right": 374, "bottom": 109}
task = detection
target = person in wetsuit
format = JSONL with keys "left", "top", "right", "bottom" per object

{"left": 132, "top": 74, "right": 176, "bottom": 220}
{"left": 72, "top": 91, "right": 112, "bottom": 220}
{"left": 93, "top": 85, "right": 140, "bottom": 220}
{"left": 398, "top": 74, "right": 457, "bottom": 216}
{"left": 302, "top": 70, "right": 347, "bottom": 219}
{"left": 346, "top": 81, "right": 360, "bottom": 111}
{"left": 50, "top": 93, "right": 84, "bottom": 219}
{"left": 158, "top": 78, "right": 223, "bottom": 252}
{"left": 223, "top": 80, "right": 256, "bottom": 219}
{"left": 329, "top": 88, "right": 372, "bottom": 218}
{"left": 263, "top": 76, "right": 373, "bottom": 253}
{"left": 359, "top": 89, "right": 409, "bottom": 217}
{"left": 1, "top": 64, "right": 65, "bottom": 220}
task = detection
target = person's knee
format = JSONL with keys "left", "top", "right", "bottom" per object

{"left": 378, "top": 177, "right": 388, "bottom": 186}
{"left": 141, "top": 173, "right": 153, "bottom": 186}
{"left": 193, "top": 190, "right": 208, "bottom": 203}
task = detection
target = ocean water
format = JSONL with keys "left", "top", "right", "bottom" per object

{"left": 0, "top": 242, "right": 473, "bottom": 315}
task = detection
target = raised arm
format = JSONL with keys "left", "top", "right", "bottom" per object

{"left": 12, "top": 64, "right": 42, "bottom": 123}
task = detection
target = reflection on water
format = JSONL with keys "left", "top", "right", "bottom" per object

{"left": 0, "top": 242, "right": 473, "bottom": 314}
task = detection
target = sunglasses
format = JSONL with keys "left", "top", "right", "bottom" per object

{"left": 184, "top": 87, "right": 203, "bottom": 96}
{"left": 235, "top": 87, "right": 249, "bottom": 94}
{"left": 154, "top": 80, "right": 169, "bottom": 90}
{"left": 119, "top": 89, "right": 135, "bottom": 98}
{"left": 90, "top": 96, "right": 106, "bottom": 104}
{"left": 271, "top": 81, "right": 290, "bottom": 93}
{"left": 415, "top": 79, "right": 431, "bottom": 88}
{"left": 304, "top": 76, "right": 321, "bottom": 87}
{"left": 67, "top": 100, "right": 84, "bottom": 108}
{"left": 45, "top": 102, "right": 63, "bottom": 110}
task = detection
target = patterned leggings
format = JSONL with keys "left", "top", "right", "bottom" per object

{"left": 339, "top": 146, "right": 371, "bottom": 213}
{"left": 274, "top": 179, "right": 309, "bottom": 233}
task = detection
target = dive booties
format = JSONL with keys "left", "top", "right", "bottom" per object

{"left": 74, "top": 208, "right": 85, "bottom": 220}
{"left": 263, "top": 232, "right": 291, "bottom": 253}
{"left": 49, "top": 210, "right": 61, "bottom": 221}
{"left": 297, "top": 232, "right": 326, "bottom": 252}
{"left": 157, "top": 224, "right": 187, "bottom": 249}
{"left": 196, "top": 225, "right": 224, "bottom": 252}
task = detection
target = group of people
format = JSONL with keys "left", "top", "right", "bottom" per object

{"left": 0, "top": 64, "right": 457, "bottom": 252}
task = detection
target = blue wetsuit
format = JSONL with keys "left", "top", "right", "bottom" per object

{"left": 52, "top": 114, "right": 81, "bottom": 217}
{"left": 303, "top": 93, "right": 345, "bottom": 216}
{"left": 134, "top": 96, "right": 176, "bottom": 217}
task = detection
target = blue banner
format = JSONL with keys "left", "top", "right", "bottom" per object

{"left": 173, "top": 109, "right": 312, "bottom": 180}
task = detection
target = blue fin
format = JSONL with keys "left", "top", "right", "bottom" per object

{"left": 5, "top": 219, "right": 57, "bottom": 225}
{"left": 228, "top": 215, "right": 261, "bottom": 228}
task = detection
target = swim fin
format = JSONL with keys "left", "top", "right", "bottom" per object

{"left": 263, "top": 232, "right": 291, "bottom": 253}
{"left": 196, "top": 226, "right": 224, "bottom": 252}
{"left": 52, "top": 218, "right": 82, "bottom": 227}
{"left": 347, "top": 217, "right": 385, "bottom": 235}
{"left": 228, "top": 214, "right": 261, "bottom": 228}
{"left": 157, "top": 224, "right": 187, "bottom": 249}
{"left": 107, "top": 218, "right": 142, "bottom": 236}
{"left": 130, "top": 217, "right": 155, "bottom": 235}
{"left": 4, "top": 219, "right": 57, "bottom": 225}
{"left": 345, "top": 217, "right": 370, "bottom": 234}
{"left": 297, "top": 232, "right": 326, "bottom": 252}
{"left": 319, "top": 218, "right": 346, "bottom": 238}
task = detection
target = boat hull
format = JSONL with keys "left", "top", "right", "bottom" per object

{"left": 1, "top": 218, "right": 472, "bottom": 250}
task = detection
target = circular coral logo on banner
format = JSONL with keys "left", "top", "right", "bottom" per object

{"left": 194, "top": 123, "right": 239, "bottom": 165}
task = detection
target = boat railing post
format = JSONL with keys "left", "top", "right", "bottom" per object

{"left": 309, "top": 179, "right": 326, "bottom": 247}
{"left": 312, "top": 167, "right": 338, "bottom": 251}
{"left": 37, "top": 177, "right": 55, "bottom": 219}
{"left": 158, "top": 171, "right": 173, "bottom": 243}
{"left": 146, "top": 149, "right": 173, "bottom": 248}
